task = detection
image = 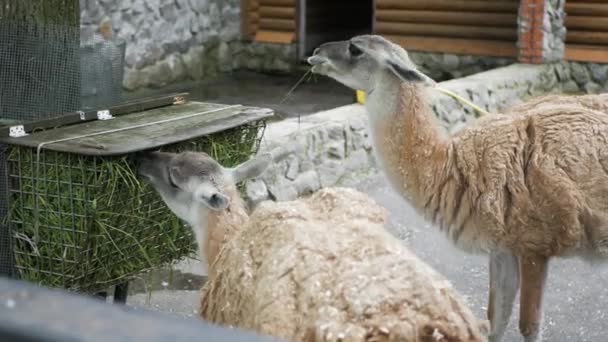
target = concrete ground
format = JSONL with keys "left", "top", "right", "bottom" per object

{"left": 124, "top": 70, "right": 354, "bottom": 121}
{"left": 127, "top": 170, "right": 608, "bottom": 341}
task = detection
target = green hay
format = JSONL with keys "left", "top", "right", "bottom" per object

{"left": 7, "top": 120, "right": 265, "bottom": 293}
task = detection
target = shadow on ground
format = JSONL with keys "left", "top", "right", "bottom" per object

{"left": 124, "top": 70, "right": 354, "bottom": 121}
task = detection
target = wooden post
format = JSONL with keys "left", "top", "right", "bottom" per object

{"left": 517, "top": 0, "right": 566, "bottom": 64}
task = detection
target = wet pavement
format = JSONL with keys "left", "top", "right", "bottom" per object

{"left": 127, "top": 171, "right": 608, "bottom": 341}
{"left": 124, "top": 70, "right": 354, "bottom": 121}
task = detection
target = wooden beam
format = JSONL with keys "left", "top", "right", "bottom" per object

{"left": 565, "top": 16, "right": 608, "bottom": 31}
{"left": 259, "top": 0, "right": 294, "bottom": 7}
{"left": 384, "top": 35, "right": 517, "bottom": 57}
{"left": 259, "top": 6, "right": 295, "bottom": 19}
{"left": 376, "top": 22, "right": 517, "bottom": 41}
{"left": 565, "top": 3, "right": 608, "bottom": 17}
{"left": 565, "top": 45, "right": 608, "bottom": 63}
{"left": 259, "top": 18, "right": 295, "bottom": 31}
{"left": 567, "top": 30, "right": 608, "bottom": 45}
{"left": 375, "top": 0, "right": 519, "bottom": 13}
{"left": 254, "top": 30, "right": 295, "bottom": 44}
{"left": 376, "top": 9, "right": 517, "bottom": 27}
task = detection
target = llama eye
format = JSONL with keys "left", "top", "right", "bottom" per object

{"left": 349, "top": 43, "right": 363, "bottom": 57}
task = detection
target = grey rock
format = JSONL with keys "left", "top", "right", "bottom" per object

{"left": 326, "top": 142, "right": 345, "bottom": 160}
{"left": 293, "top": 171, "right": 321, "bottom": 196}
{"left": 344, "top": 150, "right": 370, "bottom": 173}
{"left": 217, "top": 42, "right": 232, "bottom": 72}
{"left": 317, "top": 161, "right": 345, "bottom": 187}
{"left": 588, "top": 63, "right": 608, "bottom": 83}
{"left": 584, "top": 82, "right": 602, "bottom": 94}
{"left": 267, "top": 178, "right": 298, "bottom": 202}
{"left": 245, "top": 178, "right": 269, "bottom": 206}
{"left": 182, "top": 46, "right": 205, "bottom": 80}
{"left": 570, "top": 62, "right": 591, "bottom": 84}
{"left": 561, "top": 80, "right": 581, "bottom": 93}
{"left": 284, "top": 156, "right": 300, "bottom": 181}
{"left": 122, "top": 68, "right": 143, "bottom": 91}
{"left": 442, "top": 54, "right": 460, "bottom": 70}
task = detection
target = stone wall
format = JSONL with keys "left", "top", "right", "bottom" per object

{"left": 409, "top": 52, "right": 514, "bottom": 82}
{"left": 80, "top": 0, "right": 297, "bottom": 90}
{"left": 541, "top": 0, "right": 567, "bottom": 62}
{"left": 244, "top": 62, "right": 608, "bottom": 205}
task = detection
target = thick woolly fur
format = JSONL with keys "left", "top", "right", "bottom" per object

{"left": 308, "top": 34, "right": 608, "bottom": 341}
{"left": 138, "top": 151, "right": 488, "bottom": 342}
{"left": 367, "top": 83, "right": 608, "bottom": 259}
{"left": 200, "top": 187, "right": 489, "bottom": 342}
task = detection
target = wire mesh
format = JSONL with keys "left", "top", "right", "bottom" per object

{"left": 80, "top": 37, "right": 126, "bottom": 111}
{"left": 6, "top": 120, "right": 265, "bottom": 293}
{"left": 0, "top": 19, "right": 81, "bottom": 123}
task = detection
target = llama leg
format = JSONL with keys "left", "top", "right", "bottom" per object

{"left": 487, "top": 250, "right": 519, "bottom": 342}
{"left": 518, "top": 255, "right": 549, "bottom": 342}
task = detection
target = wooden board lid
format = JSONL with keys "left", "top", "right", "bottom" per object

{"left": 0, "top": 101, "right": 273, "bottom": 156}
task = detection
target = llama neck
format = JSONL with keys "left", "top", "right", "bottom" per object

{"left": 365, "top": 80, "right": 449, "bottom": 206}
{"left": 196, "top": 185, "right": 249, "bottom": 273}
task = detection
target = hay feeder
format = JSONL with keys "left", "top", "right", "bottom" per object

{"left": 0, "top": 93, "right": 273, "bottom": 298}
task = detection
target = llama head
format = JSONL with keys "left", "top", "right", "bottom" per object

{"left": 308, "top": 34, "right": 435, "bottom": 92}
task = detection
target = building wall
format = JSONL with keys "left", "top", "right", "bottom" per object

{"left": 81, "top": 0, "right": 606, "bottom": 92}
{"left": 80, "top": 0, "right": 296, "bottom": 90}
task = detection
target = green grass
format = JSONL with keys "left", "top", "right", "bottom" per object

{"left": 7, "top": 121, "right": 264, "bottom": 293}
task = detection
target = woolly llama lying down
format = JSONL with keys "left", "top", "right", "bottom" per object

{"left": 138, "top": 150, "right": 489, "bottom": 342}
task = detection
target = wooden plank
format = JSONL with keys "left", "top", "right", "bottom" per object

{"left": 376, "top": 22, "right": 517, "bottom": 40}
{"left": 259, "top": 0, "right": 293, "bottom": 6}
{"left": 565, "top": 3, "right": 608, "bottom": 17}
{"left": 0, "top": 93, "right": 189, "bottom": 138}
{"left": 259, "top": 18, "right": 295, "bottom": 31}
{"left": 254, "top": 30, "right": 295, "bottom": 43}
{"left": 565, "top": 16, "right": 608, "bottom": 31}
{"left": 241, "top": 0, "right": 251, "bottom": 39}
{"left": 259, "top": 6, "right": 295, "bottom": 19}
{"left": 376, "top": 9, "right": 517, "bottom": 27}
{"left": 376, "top": 0, "right": 519, "bottom": 13}
{"left": 567, "top": 0, "right": 608, "bottom": 3}
{"left": 0, "top": 102, "right": 274, "bottom": 156}
{"left": 567, "top": 30, "right": 608, "bottom": 45}
{"left": 565, "top": 45, "right": 608, "bottom": 63}
{"left": 385, "top": 35, "right": 517, "bottom": 57}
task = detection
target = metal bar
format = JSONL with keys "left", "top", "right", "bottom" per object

{"left": 0, "top": 93, "right": 190, "bottom": 138}
{"left": 0, "top": 145, "right": 16, "bottom": 277}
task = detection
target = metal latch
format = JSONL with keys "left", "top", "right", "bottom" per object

{"left": 9, "top": 125, "right": 28, "bottom": 138}
{"left": 96, "top": 110, "right": 113, "bottom": 120}
{"left": 78, "top": 110, "right": 86, "bottom": 120}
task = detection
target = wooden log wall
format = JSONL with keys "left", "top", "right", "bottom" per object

{"left": 374, "top": 0, "right": 519, "bottom": 57}
{"left": 564, "top": 0, "right": 608, "bottom": 63}
{"left": 242, "top": 0, "right": 296, "bottom": 44}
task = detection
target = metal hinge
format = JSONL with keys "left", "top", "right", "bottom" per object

{"left": 9, "top": 125, "right": 28, "bottom": 137}
{"left": 96, "top": 110, "right": 113, "bottom": 120}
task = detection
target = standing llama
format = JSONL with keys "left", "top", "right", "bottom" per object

{"left": 307, "top": 34, "right": 608, "bottom": 342}
{"left": 137, "top": 150, "right": 489, "bottom": 342}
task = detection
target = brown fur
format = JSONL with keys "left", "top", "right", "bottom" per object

{"left": 199, "top": 187, "right": 489, "bottom": 342}
{"left": 374, "top": 84, "right": 608, "bottom": 258}
{"left": 307, "top": 33, "right": 608, "bottom": 341}
{"left": 202, "top": 184, "right": 249, "bottom": 278}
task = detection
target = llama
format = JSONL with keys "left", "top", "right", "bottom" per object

{"left": 138, "top": 150, "right": 489, "bottom": 342}
{"left": 307, "top": 34, "right": 608, "bottom": 342}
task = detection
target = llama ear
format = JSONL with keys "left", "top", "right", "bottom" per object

{"left": 229, "top": 153, "right": 273, "bottom": 183}
{"left": 386, "top": 60, "right": 436, "bottom": 87}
